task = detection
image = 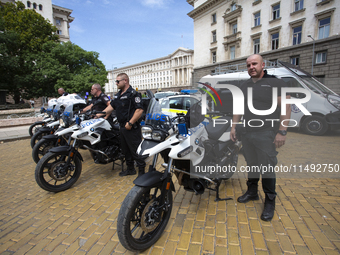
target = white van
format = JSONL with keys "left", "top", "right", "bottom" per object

{"left": 198, "top": 61, "right": 340, "bottom": 136}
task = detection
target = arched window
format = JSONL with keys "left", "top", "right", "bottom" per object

{"left": 27, "top": 1, "right": 31, "bottom": 7}
{"left": 39, "top": 4, "right": 43, "bottom": 11}
{"left": 33, "top": 3, "right": 37, "bottom": 9}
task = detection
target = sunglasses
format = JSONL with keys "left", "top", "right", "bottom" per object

{"left": 115, "top": 79, "right": 124, "bottom": 83}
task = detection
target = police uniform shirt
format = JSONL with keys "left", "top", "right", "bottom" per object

{"left": 110, "top": 86, "right": 143, "bottom": 124}
{"left": 91, "top": 93, "right": 110, "bottom": 112}
{"left": 240, "top": 70, "right": 286, "bottom": 131}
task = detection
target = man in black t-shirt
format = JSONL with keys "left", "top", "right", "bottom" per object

{"left": 81, "top": 84, "right": 111, "bottom": 118}
{"left": 230, "top": 54, "right": 291, "bottom": 221}
{"left": 103, "top": 73, "right": 145, "bottom": 177}
{"left": 58, "top": 88, "right": 69, "bottom": 96}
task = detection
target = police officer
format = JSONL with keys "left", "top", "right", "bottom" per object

{"left": 58, "top": 88, "right": 69, "bottom": 96}
{"left": 81, "top": 84, "right": 111, "bottom": 118}
{"left": 103, "top": 73, "right": 145, "bottom": 176}
{"left": 230, "top": 54, "right": 291, "bottom": 221}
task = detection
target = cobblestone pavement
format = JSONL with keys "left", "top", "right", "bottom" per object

{"left": 0, "top": 130, "right": 340, "bottom": 254}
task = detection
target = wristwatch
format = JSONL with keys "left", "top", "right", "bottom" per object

{"left": 128, "top": 121, "right": 133, "bottom": 127}
{"left": 277, "top": 130, "right": 287, "bottom": 136}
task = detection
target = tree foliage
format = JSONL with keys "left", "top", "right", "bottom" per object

{"left": 0, "top": 2, "right": 107, "bottom": 103}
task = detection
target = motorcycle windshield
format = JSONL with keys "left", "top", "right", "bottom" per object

{"left": 62, "top": 102, "right": 74, "bottom": 127}
{"left": 145, "top": 98, "right": 172, "bottom": 131}
{"left": 53, "top": 102, "right": 64, "bottom": 120}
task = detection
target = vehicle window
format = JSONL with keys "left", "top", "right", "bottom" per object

{"left": 169, "top": 98, "right": 183, "bottom": 110}
{"left": 184, "top": 98, "right": 192, "bottom": 110}
{"left": 281, "top": 77, "right": 304, "bottom": 88}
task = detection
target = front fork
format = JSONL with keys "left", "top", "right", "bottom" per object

{"left": 159, "top": 158, "right": 173, "bottom": 209}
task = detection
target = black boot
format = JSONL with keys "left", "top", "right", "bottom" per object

{"left": 237, "top": 181, "right": 259, "bottom": 203}
{"left": 138, "top": 167, "right": 145, "bottom": 177}
{"left": 119, "top": 166, "right": 136, "bottom": 176}
{"left": 261, "top": 194, "right": 275, "bottom": 221}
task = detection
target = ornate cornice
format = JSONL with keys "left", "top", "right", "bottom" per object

{"left": 187, "top": 0, "right": 229, "bottom": 19}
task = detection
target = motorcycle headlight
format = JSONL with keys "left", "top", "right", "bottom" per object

{"left": 59, "top": 118, "right": 65, "bottom": 127}
{"left": 142, "top": 126, "right": 152, "bottom": 139}
{"left": 152, "top": 131, "right": 166, "bottom": 141}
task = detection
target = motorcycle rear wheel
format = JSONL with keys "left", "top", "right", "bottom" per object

{"left": 35, "top": 151, "right": 82, "bottom": 192}
{"left": 117, "top": 185, "right": 172, "bottom": 252}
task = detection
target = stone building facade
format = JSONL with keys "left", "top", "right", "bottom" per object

{"left": 105, "top": 47, "right": 194, "bottom": 96}
{"left": 1, "top": 0, "right": 74, "bottom": 42}
{"left": 187, "top": 0, "right": 340, "bottom": 94}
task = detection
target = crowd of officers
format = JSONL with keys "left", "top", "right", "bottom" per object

{"left": 63, "top": 73, "right": 146, "bottom": 177}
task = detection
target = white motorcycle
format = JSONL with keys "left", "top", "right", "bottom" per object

{"left": 34, "top": 107, "right": 123, "bottom": 192}
{"left": 117, "top": 96, "right": 241, "bottom": 252}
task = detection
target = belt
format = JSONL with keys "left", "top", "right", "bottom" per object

{"left": 120, "top": 122, "right": 126, "bottom": 127}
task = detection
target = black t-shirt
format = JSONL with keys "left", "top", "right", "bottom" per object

{"left": 91, "top": 93, "right": 110, "bottom": 112}
{"left": 240, "top": 70, "right": 286, "bottom": 131}
{"left": 110, "top": 86, "right": 143, "bottom": 124}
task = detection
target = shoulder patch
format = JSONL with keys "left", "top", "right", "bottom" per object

{"left": 135, "top": 97, "right": 141, "bottom": 103}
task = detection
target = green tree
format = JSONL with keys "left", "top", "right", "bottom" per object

{"left": 31, "top": 41, "right": 107, "bottom": 97}
{"left": 0, "top": 1, "right": 58, "bottom": 103}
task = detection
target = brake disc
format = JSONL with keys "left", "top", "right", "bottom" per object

{"left": 140, "top": 198, "right": 163, "bottom": 233}
{"left": 48, "top": 161, "right": 71, "bottom": 181}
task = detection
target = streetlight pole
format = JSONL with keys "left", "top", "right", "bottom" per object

{"left": 307, "top": 35, "right": 315, "bottom": 75}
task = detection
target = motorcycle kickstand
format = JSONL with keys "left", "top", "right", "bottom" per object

{"left": 214, "top": 180, "right": 233, "bottom": 202}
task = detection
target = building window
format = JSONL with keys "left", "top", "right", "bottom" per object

{"left": 33, "top": 2, "right": 37, "bottom": 9}
{"left": 57, "top": 30, "right": 62, "bottom": 35}
{"left": 230, "top": 46, "right": 236, "bottom": 60}
{"left": 232, "top": 23, "right": 237, "bottom": 34}
{"left": 291, "top": 56, "right": 300, "bottom": 66}
{"left": 27, "top": 1, "right": 31, "bottom": 7}
{"left": 292, "top": 26, "right": 302, "bottom": 45}
{"left": 315, "top": 52, "right": 327, "bottom": 64}
{"left": 271, "top": 32, "right": 279, "bottom": 50}
{"left": 212, "top": 51, "right": 217, "bottom": 63}
{"left": 39, "top": 4, "right": 42, "bottom": 10}
{"left": 318, "top": 17, "right": 330, "bottom": 39}
{"left": 212, "top": 13, "right": 217, "bottom": 24}
{"left": 254, "top": 12, "right": 261, "bottom": 27}
{"left": 56, "top": 19, "right": 61, "bottom": 26}
{"left": 294, "top": 0, "right": 303, "bottom": 12}
{"left": 254, "top": 38, "right": 260, "bottom": 54}
{"left": 272, "top": 3, "right": 280, "bottom": 20}
{"left": 212, "top": 31, "right": 217, "bottom": 43}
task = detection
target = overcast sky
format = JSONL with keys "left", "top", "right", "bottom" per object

{"left": 52, "top": 0, "right": 194, "bottom": 70}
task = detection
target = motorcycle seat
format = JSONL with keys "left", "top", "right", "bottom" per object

{"left": 205, "top": 116, "right": 231, "bottom": 140}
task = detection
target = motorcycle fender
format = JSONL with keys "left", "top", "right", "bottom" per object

{"left": 34, "top": 121, "right": 45, "bottom": 125}
{"left": 133, "top": 171, "right": 175, "bottom": 192}
{"left": 38, "top": 127, "right": 53, "bottom": 133}
{"left": 49, "top": 146, "right": 83, "bottom": 161}
{"left": 41, "top": 134, "right": 58, "bottom": 141}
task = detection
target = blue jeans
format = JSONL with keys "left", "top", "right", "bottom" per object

{"left": 241, "top": 130, "right": 278, "bottom": 197}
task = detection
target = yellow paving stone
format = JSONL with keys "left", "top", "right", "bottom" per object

{"left": 216, "top": 210, "right": 226, "bottom": 223}
{"left": 295, "top": 222, "right": 313, "bottom": 237}
{"left": 182, "top": 219, "right": 194, "bottom": 233}
{"left": 114, "top": 242, "right": 128, "bottom": 253}
{"left": 205, "top": 215, "right": 216, "bottom": 228}
{"left": 324, "top": 249, "right": 340, "bottom": 255}
{"left": 226, "top": 204, "right": 237, "bottom": 216}
{"left": 249, "top": 219, "right": 262, "bottom": 233}
{"left": 278, "top": 235, "right": 295, "bottom": 254}
{"left": 188, "top": 243, "right": 202, "bottom": 255}
{"left": 191, "top": 228, "right": 203, "bottom": 244}
{"left": 312, "top": 231, "right": 335, "bottom": 249}
{"left": 168, "top": 226, "right": 182, "bottom": 241}
{"left": 239, "top": 223, "right": 251, "bottom": 238}
{"left": 207, "top": 202, "right": 217, "bottom": 215}
{"left": 262, "top": 225, "right": 277, "bottom": 241}
{"left": 216, "top": 237, "right": 228, "bottom": 246}
{"left": 319, "top": 225, "right": 340, "bottom": 241}
{"left": 204, "top": 227, "right": 215, "bottom": 236}
{"left": 7, "top": 233, "right": 35, "bottom": 252}
{"left": 228, "top": 228, "right": 239, "bottom": 245}
{"left": 247, "top": 207, "right": 258, "bottom": 219}
{"left": 149, "top": 247, "right": 164, "bottom": 255}
{"left": 309, "top": 211, "right": 327, "bottom": 225}
{"left": 215, "top": 245, "right": 228, "bottom": 254}
{"left": 286, "top": 229, "right": 305, "bottom": 246}
{"left": 154, "top": 231, "right": 169, "bottom": 248}
{"left": 227, "top": 216, "right": 238, "bottom": 229}
{"left": 163, "top": 241, "right": 177, "bottom": 255}
{"left": 62, "top": 229, "right": 84, "bottom": 246}
{"left": 202, "top": 235, "right": 214, "bottom": 253}
{"left": 177, "top": 232, "right": 191, "bottom": 250}
{"left": 98, "top": 240, "right": 118, "bottom": 255}
{"left": 25, "top": 239, "right": 51, "bottom": 255}
{"left": 49, "top": 244, "right": 68, "bottom": 255}
{"left": 44, "top": 233, "right": 68, "bottom": 252}
{"left": 280, "top": 215, "right": 296, "bottom": 229}
{"left": 228, "top": 244, "right": 241, "bottom": 255}
{"left": 237, "top": 210, "right": 248, "bottom": 224}
{"left": 287, "top": 210, "right": 303, "bottom": 222}
{"left": 80, "top": 234, "right": 100, "bottom": 251}
{"left": 80, "top": 224, "right": 98, "bottom": 239}
{"left": 95, "top": 220, "right": 112, "bottom": 235}
{"left": 216, "top": 223, "right": 227, "bottom": 238}
{"left": 241, "top": 238, "right": 255, "bottom": 255}
{"left": 266, "top": 240, "right": 283, "bottom": 254}
{"left": 272, "top": 220, "right": 286, "bottom": 235}
{"left": 303, "top": 237, "right": 326, "bottom": 255}
{"left": 303, "top": 217, "right": 321, "bottom": 232}
{"left": 252, "top": 232, "right": 267, "bottom": 250}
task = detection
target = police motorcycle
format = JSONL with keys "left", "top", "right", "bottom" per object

{"left": 31, "top": 101, "right": 87, "bottom": 164}
{"left": 34, "top": 108, "right": 124, "bottom": 192}
{"left": 30, "top": 95, "right": 86, "bottom": 148}
{"left": 117, "top": 95, "right": 241, "bottom": 252}
{"left": 28, "top": 98, "right": 57, "bottom": 137}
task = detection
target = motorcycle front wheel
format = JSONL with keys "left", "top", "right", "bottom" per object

{"left": 32, "top": 138, "right": 56, "bottom": 163}
{"left": 35, "top": 151, "right": 82, "bottom": 192}
{"left": 30, "top": 130, "right": 52, "bottom": 148}
{"left": 29, "top": 122, "right": 45, "bottom": 137}
{"left": 117, "top": 185, "right": 173, "bottom": 252}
